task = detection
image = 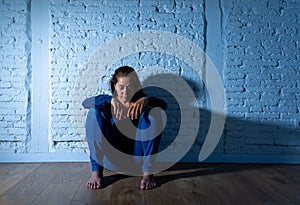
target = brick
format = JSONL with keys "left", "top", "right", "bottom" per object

{"left": 0, "top": 142, "right": 17, "bottom": 153}
{"left": 4, "top": 115, "right": 22, "bottom": 121}
{"left": 7, "top": 127, "right": 27, "bottom": 135}
{"left": 0, "top": 95, "right": 13, "bottom": 102}
{"left": 227, "top": 106, "right": 249, "bottom": 112}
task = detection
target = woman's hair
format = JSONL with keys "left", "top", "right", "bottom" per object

{"left": 110, "top": 66, "right": 146, "bottom": 102}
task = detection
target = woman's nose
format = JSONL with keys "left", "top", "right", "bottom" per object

{"left": 124, "top": 87, "right": 129, "bottom": 94}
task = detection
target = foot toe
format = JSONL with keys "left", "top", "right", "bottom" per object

{"left": 140, "top": 180, "right": 146, "bottom": 190}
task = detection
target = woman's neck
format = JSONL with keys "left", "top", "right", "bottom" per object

{"left": 117, "top": 97, "right": 130, "bottom": 108}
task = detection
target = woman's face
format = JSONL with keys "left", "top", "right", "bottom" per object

{"left": 114, "top": 76, "right": 134, "bottom": 104}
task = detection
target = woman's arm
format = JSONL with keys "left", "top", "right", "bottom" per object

{"left": 127, "top": 96, "right": 167, "bottom": 120}
{"left": 82, "top": 94, "right": 112, "bottom": 109}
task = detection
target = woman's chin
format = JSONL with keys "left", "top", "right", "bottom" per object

{"left": 120, "top": 98, "right": 130, "bottom": 104}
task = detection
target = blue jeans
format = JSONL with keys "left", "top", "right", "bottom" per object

{"left": 86, "top": 106, "right": 162, "bottom": 174}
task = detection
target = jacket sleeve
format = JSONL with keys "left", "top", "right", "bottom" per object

{"left": 82, "top": 94, "right": 112, "bottom": 109}
{"left": 147, "top": 96, "right": 167, "bottom": 110}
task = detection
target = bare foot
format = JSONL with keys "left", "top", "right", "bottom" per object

{"left": 140, "top": 173, "right": 156, "bottom": 190}
{"left": 86, "top": 171, "right": 103, "bottom": 189}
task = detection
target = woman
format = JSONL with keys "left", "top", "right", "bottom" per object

{"left": 82, "top": 66, "right": 167, "bottom": 190}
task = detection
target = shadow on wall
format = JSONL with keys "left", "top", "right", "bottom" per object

{"left": 142, "top": 73, "right": 300, "bottom": 163}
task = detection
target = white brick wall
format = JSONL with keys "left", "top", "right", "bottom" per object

{"left": 0, "top": 0, "right": 30, "bottom": 153}
{"left": 49, "top": 0, "right": 205, "bottom": 153}
{"left": 223, "top": 0, "right": 300, "bottom": 155}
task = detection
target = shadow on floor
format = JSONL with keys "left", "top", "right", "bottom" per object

{"left": 101, "top": 162, "right": 278, "bottom": 189}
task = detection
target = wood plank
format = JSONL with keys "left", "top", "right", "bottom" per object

{"left": 0, "top": 195, "right": 36, "bottom": 205}
{"left": 157, "top": 164, "right": 248, "bottom": 205}
{"left": 71, "top": 169, "right": 118, "bottom": 204}
{"left": 198, "top": 164, "right": 262, "bottom": 205}
{"left": 149, "top": 170, "right": 189, "bottom": 205}
{"left": 1, "top": 163, "right": 300, "bottom": 205}
{"left": 31, "top": 184, "right": 78, "bottom": 205}
{"left": 274, "top": 164, "right": 300, "bottom": 185}
{"left": 29, "top": 163, "right": 89, "bottom": 205}
{"left": 175, "top": 177, "right": 212, "bottom": 205}
{"left": 0, "top": 163, "right": 41, "bottom": 196}
{"left": 272, "top": 184, "right": 300, "bottom": 204}
{"left": 137, "top": 188, "right": 167, "bottom": 205}
{"left": 51, "top": 162, "right": 89, "bottom": 185}
{"left": 251, "top": 164, "right": 300, "bottom": 204}
{"left": 4, "top": 163, "right": 64, "bottom": 195}
{"left": 233, "top": 164, "right": 290, "bottom": 204}
{"left": 109, "top": 176, "right": 148, "bottom": 205}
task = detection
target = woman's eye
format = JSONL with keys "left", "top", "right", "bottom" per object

{"left": 119, "top": 86, "right": 131, "bottom": 90}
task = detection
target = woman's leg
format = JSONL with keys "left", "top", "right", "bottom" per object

{"left": 86, "top": 107, "right": 136, "bottom": 182}
{"left": 134, "top": 107, "right": 164, "bottom": 189}
{"left": 85, "top": 108, "right": 107, "bottom": 189}
{"left": 90, "top": 156, "right": 103, "bottom": 173}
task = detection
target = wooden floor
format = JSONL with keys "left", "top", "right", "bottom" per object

{"left": 0, "top": 162, "right": 300, "bottom": 205}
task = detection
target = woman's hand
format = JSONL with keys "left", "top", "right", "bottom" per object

{"left": 111, "top": 97, "right": 128, "bottom": 119}
{"left": 128, "top": 97, "right": 149, "bottom": 120}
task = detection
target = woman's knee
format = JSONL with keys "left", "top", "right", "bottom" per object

{"left": 86, "top": 108, "right": 109, "bottom": 128}
{"left": 86, "top": 108, "right": 109, "bottom": 142}
{"left": 141, "top": 108, "right": 163, "bottom": 124}
{"left": 138, "top": 109, "right": 163, "bottom": 130}
{"left": 87, "top": 108, "right": 107, "bottom": 120}
{"left": 86, "top": 108, "right": 97, "bottom": 123}
{"left": 87, "top": 108, "right": 97, "bottom": 116}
